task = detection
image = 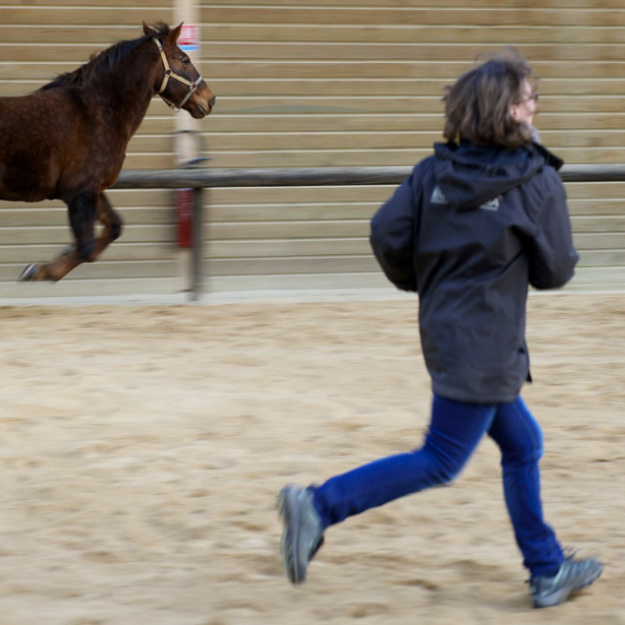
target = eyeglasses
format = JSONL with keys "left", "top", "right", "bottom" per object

{"left": 520, "top": 93, "right": 539, "bottom": 104}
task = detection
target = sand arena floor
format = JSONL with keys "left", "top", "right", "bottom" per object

{"left": 0, "top": 292, "right": 623, "bottom": 625}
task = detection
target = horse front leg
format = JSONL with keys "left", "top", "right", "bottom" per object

{"left": 18, "top": 190, "right": 98, "bottom": 282}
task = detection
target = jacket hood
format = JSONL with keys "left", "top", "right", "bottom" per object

{"left": 433, "top": 140, "right": 563, "bottom": 211}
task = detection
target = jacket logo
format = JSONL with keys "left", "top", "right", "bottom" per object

{"left": 431, "top": 186, "right": 501, "bottom": 211}
{"left": 479, "top": 197, "right": 501, "bottom": 211}
{"left": 431, "top": 186, "right": 448, "bottom": 204}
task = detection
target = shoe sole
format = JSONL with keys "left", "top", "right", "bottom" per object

{"left": 532, "top": 564, "right": 603, "bottom": 608}
{"left": 278, "top": 487, "right": 307, "bottom": 584}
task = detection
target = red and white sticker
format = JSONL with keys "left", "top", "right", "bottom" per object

{"left": 178, "top": 24, "right": 200, "bottom": 52}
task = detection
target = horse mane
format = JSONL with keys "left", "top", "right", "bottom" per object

{"left": 38, "top": 22, "right": 171, "bottom": 92}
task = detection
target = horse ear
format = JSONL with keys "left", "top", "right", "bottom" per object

{"left": 142, "top": 21, "right": 157, "bottom": 36}
{"left": 168, "top": 22, "right": 183, "bottom": 44}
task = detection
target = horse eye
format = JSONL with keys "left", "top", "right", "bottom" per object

{"left": 182, "top": 58, "right": 190, "bottom": 67}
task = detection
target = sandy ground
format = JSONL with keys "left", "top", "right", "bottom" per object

{"left": 0, "top": 292, "right": 624, "bottom": 625}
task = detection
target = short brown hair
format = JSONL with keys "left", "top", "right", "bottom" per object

{"left": 442, "top": 47, "right": 537, "bottom": 149}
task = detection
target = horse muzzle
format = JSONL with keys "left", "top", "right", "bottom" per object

{"left": 191, "top": 88, "right": 216, "bottom": 119}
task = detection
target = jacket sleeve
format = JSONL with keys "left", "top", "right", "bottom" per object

{"left": 527, "top": 170, "right": 579, "bottom": 290}
{"left": 369, "top": 167, "right": 421, "bottom": 292}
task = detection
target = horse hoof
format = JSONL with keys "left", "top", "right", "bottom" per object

{"left": 18, "top": 263, "right": 40, "bottom": 282}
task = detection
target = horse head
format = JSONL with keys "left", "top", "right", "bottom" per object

{"left": 144, "top": 22, "right": 216, "bottom": 119}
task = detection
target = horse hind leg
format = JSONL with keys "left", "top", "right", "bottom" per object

{"left": 18, "top": 190, "right": 98, "bottom": 282}
{"left": 93, "top": 192, "right": 123, "bottom": 258}
{"left": 50, "top": 195, "right": 121, "bottom": 261}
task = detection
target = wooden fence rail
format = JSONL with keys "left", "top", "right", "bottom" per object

{"left": 114, "top": 164, "right": 625, "bottom": 190}
{"left": 112, "top": 164, "right": 625, "bottom": 300}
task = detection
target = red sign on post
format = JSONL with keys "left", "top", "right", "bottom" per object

{"left": 178, "top": 24, "right": 200, "bottom": 52}
{"left": 176, "top": 188, "right": 194, "bottom": 248}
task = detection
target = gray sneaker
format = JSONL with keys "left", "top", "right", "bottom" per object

{"left": 277, "top": 485, "right": 325, "bottom": 584}
{"left": 529, "top": 555, "right": 603, "bottom": 608}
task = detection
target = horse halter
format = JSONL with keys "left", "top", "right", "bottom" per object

{"left": 153, "top": 37, "right": 203, "bottom": 111}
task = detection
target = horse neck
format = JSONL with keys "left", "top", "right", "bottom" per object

{"left": 91, "top": 42, "right": 161, "bottom": 140}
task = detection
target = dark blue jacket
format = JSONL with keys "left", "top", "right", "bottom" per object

{"left": 370, "top": 141, "right": 579, "bottom": 403}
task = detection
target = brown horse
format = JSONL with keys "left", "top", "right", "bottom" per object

{"left": 0, "top": 22, "right": 215, "bottom": 282}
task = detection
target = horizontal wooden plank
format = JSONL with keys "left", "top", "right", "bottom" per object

{"left": 209, "top": 184, "right": 625, "bottom": 206}
{"left": 206, "top": 265, "right": 625, "bottom": 294}
{"left": 208, "top": 220, "right": 369, "bottom": 240}
{"left": 0, "top": 62, "right": 96, "bottom": 81}
{"left": 0, "top": 259, "right": 176, "bottom": 282}
{"left": 207, "top": 255, "right": 377, "bottom": 276}
{"left": 0, "top": 8, "right": 173, "bottom": 27}
{"left": 204, "top": 271, "right": 388, "bottom": 293}
{"left": 208, "top": 183, "right": 625, "bottom": 207}
{"left": 577, "top": 250, "right": 625, "bottom": 266}
{"left": 202, "top": 0, "right": 623, "bottom": 10}
{"left": 200, "top": 0, "right": 625, "bottom": 8}
{"left": 209, "top": 186, "right": 394, "bottom": 205}
{"left": 0, "top": 190, "right": 175, "bottom": 211}
{"left": 206, "top": 235, "right": 625, "bottom": 260}
{"left": 206, "top": 216, "right": 623, "bottom": 240}
{"left": 203, "top": 77, "right": 625, "bottom": 98}
{"left": 0, "top": 0, "right": 169, "bottom": 6}
{"left": 205, "top": 147, "right": 625, "bottom": 168}
{"left": 226, "top": 202, "right": 622, "bottom": 227}
{"left": 206, "top": 113, "right": 444, "bottom": 133}
{"left": 209, "top": 200, "right": 625, "bottom": 223}
{"left": 161, "top": 43, "right": 625, "bottom": 62}
{"left": 6, "top": 59, "right": 623, "bottom": 83}
{"left": 0, "top": 206, "right": 177, "bottom": 227}
{"left": 204, "top": 266, "right": 625, "bottom": 294}
{"left": 569, "top": 200, "right": 625, "bottom": 216}
{"left": 205, "top": 95, "right": 625, "bottom": 116}
{"left": 202, "top": 60, "right": 625, "bottom": 81}
{"left": 566, "top": 266, "right": 625, "bottom": 290}
{"left": 0, "top": 200, "right": 625, "bottom": 232}
{"left": 0, "top": 224, "right": 177, "bottom": 246}
{"left": 207, "top": 238, "right": 370, "bottom": 258}
{"left": 0, "top": 243, "right": 176, "bottom": 264}
{"left": 0, "top": 277, "right": 180, "bottom": 298}
{"left": 204, "top": 132, "right": 438, "bottom": 151}
{"left": 574, "top": 233, "right": 625, "bottom": 249}
{"left": 5, "top": 42, "right": 625, "bottom": 63}
{"left": 571, "top": 216, "right": 625, "bottom": 233}
{"left": 201, "top": 23, "right": 625, "bottom": 45}
{"left": 210, "top": 202, "right": 377, "bottom": 222}
{"left": 206, "top": 250, "right": 625, "bottom": 277}
{"left": 565, "top": 182, "right": 625, "bottom": 198}
{"left": 6, "top": 76, "right": 625, "bottom": 100}
{"left": 2, "top": 265, "right": 620, "bottom": 297}
{"left": 0, "top": 25, "right": 138, "bottom": 44}
{"left": 2, "top": 198, "right": 621, "bottom": 231}
{"left": 0, "top": 239, "right": 625, "bottom": 270}
{"left": 192, "top": 130, "right": 625, "bottom": 152}
{"left": 205, "top": 149, "right": 428, "bottom": 168}
{"left": 118, "top": 153, "right": 178, "bottom": 169}
{"left": 198, "top": 112, "right": 625, "bottom": 133}
{"left": 199, "top": 7, "right": 625, "bottom": 28}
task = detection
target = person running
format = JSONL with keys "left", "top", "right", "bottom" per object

{"left": 277, "top": 47, "right": 603, "bottom": 609}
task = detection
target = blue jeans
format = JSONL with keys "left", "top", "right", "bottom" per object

{"left": 312, "top": 394, "right": 564, "bottom": 578}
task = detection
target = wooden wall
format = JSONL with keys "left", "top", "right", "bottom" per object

{"left": 201, "top": 0, "right": 625, "bottom": 293}
{"left": 1, "top": 0, "right": 624, "bottom": 297}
